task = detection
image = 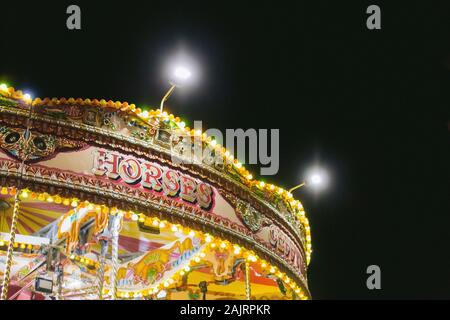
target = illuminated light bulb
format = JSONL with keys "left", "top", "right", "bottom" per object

{"left": 141, "top": 111, "right": 149, "bottom": 118}
{"left": 163, "top": 282, "right": 169, "bottom": 288}
{"left": 188, "top": 230, "right": 195, "bottom": 237}
{"left": 295, "top": 289, "right": 300, "bottom": 294}
{"left": 247, "top": 174, "right": 253, "bottom": 180}
{"left": 180, "top": 271, "right": 185, "bottom": 276}
{"left": 184, "top": 266, "right": 191, "bottom": 272}
{"left": 224, "top": 151, "right": 230, "bottom": 157}
{"left": 235, "top": 162, "right": 242, "bottom": 169}
{"left": 168, "top": 278, "right": 174, "bottom": 284}
{"left": 200, "top": 252, "right": 206, "bottom": 258}
{"left": 178, "top": 121, "right": 186, "bottom": 129}
{"left": 285, "top": 278, "right": 290, "bottom": 284}
{"left": 71, "top": 200, "right": 78, "bottom": 207}
{"left": 174, "top": 66, "right": 192, "bottom": 80}
{"left": 261, "top": 262, "right": 267, "bottom": 268}
{"left": 277, "top": 188, "right": 284, "bottom": 195}
{"left": 269, "top": 184, "right": 275, "bottom": 190}
{"left": 209, "top": 140, "right": 217, "bottom": 147}
{"left": 138, "top": 216, "right": 145, "bottom": 223}
{"left": 194, "top": 257, "right": 201, "bottom": 263}
{"left": 152, "top": 219, "right": 159, "bottom": 226}
{"left": 20, "top": 243, "right": 26, "bottom": 249}
{"left": 23, "top": 93, "right": 32, "bottom": 102}
{"left": 220, "top": 242, "right": 227, "bottom": 248}
{"left": 205, "top": 235, "right": 212, "bottom": 243}
{"left": 171, "top": 225, "right": 178, "bottom": 232}
{"left": 210, "top": 243, "right": 216, "bottom": 248}
{"left": 269, "top": 267, "right": 275, "bottom": 273}
{"left": 80, "top": 258, "right": 85, "bottom": 263}
{"left": 0, "top": 84, "right": 8, "bottom": 92}
{"left": 233, "top": 246, "right": 241, "bottom": 254}
{"left": 259, "top": 181, "right": 265, "bottom": 188}
{"left": 70, "top": 254, "right": 75, "bottom": 259}
{"left": 46, "top": 196, "right": 54, "bottom": 203}
{"left": 131, "top": 214, "right": 138, "bottom": 221}
{"left": 0, "top": 241, "right": 5, "bottom": 246}
{"left": 159, "top": 221, "right": 166, "bottom": 228}
{"left": 87, "top": 203, "right": 94, "bottom": 210}
{"left": 63, "top": 198, "right": 70, "bottom": 206}
{"left": 20, "top": 190, "right": 29, "bottom": 199}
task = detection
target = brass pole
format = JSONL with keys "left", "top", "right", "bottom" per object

{"left": 159, "top": 85, "right": 176, "bottom": 113}
{"left": 0, "top": 193, "right": 21, "bottom": 300}
{"left": 244, "top": 261, "right": 251, "bottom": 300}
{"left": 288, "top": 182, "right": 306, "bottom": 193}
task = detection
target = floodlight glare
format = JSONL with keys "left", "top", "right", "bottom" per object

{"left": 310, "top": 174, "right": 323, "bottom": 186}
{"left": 174, "top": 66, "right": 192, "bottom": 81}
{"left": 289, "top": 166, "right": 329, "bottom": 193}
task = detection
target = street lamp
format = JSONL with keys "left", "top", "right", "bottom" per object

{"left": 160, "top": 65, "right": 192, "bottom": 113}
{"left": 289, "top": 167, "right": 328, "bottom": 193}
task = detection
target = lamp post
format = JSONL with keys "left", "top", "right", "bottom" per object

{"left": 289, "top": 169, "right": 328, "bottom": 194}
{"left": 160, "top": 66, "right": 192, "bottom": 113}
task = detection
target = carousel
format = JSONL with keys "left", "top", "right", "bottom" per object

{"left": 0, "top": 83, "right": 312, "bottom": 300}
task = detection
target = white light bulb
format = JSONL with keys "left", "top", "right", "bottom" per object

{"left": 174, "top": 66, "right": 191, "bottom": 80}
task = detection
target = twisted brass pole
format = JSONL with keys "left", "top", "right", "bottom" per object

{"left": 244, "top": 261, "right": 251, "bottom": 300}
{"left": 0, "top": 194, "right": 21, "bottom": 300}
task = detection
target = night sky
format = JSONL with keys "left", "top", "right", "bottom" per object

{"left": 1, "top": 1, "right": 449, "bottom": 299}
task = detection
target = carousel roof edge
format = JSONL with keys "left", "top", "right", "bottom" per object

{"left": 0, "top": 84, "right": 313, "bottom": 264}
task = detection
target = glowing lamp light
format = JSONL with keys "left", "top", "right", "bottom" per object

{"left": 174, "top": 66, "right": 192, "bottom": 81}
{"left": 23, "top": 93, "right": 32, "bottom": 102}
{"left": 0, "top": 83, "right": 8, "bottom": 92}
{"left": 305, "top": 167, "right": 329, "bottom": 191}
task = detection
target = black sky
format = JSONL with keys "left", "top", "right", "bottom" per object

{"left": 1, "top": 1, "right": 449, "bottom": 299}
